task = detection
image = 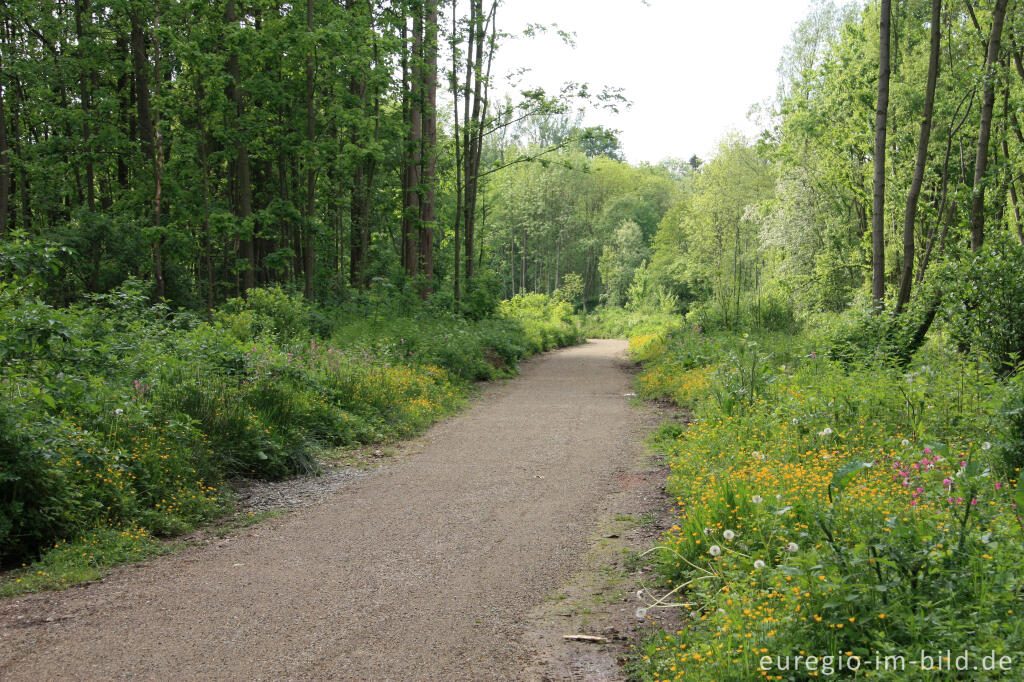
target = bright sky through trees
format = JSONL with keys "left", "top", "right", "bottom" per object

{"left": 496, "top": 0, "right": 814, "bottom": 164}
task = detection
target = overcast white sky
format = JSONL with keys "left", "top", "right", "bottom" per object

{"left": 492, "top": 0, "right": 814, "bottom": 164}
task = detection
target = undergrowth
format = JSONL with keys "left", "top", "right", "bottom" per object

{"left": 626, "top": 323, "right": 1024, "bottom": 680}
{"left": 0, "top": 281, "right": 580, "bottom": 588}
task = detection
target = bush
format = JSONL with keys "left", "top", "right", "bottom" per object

{"left": 581, "top": 306, "right": 682, "bottom": 339}
{"left": 498, "top": 293, "right": 582, "bottom": 352}
{"left": 942, "top": 234, "right": 1024, "bottom": 373}
{"left": 460, "top": 270, "right": 504, "bottom": 321}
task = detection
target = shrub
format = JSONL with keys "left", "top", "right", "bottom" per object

{"left": 942, "top": 234, "right": 1024, "bottom": 373}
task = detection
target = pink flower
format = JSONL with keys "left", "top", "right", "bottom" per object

{"left": 995, "top": 482, "right": 1002, "bottom": 490}
{"left": 971, "top": 498, "right": 978, "bottom": 507}
{"left": 943, "top": 478, "right": 952, "bottom": 488}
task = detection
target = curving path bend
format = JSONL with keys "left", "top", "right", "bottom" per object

{"left": 0, "top": 339, "right": 653, "bottom": 681}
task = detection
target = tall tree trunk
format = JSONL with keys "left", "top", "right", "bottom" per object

{"left": 968, "top": 0, "right": 1009, "bottom": 251}
{"left": 918, "top": 89, "right": 975, "bottom": 283}
{"left": 871, "top": 0, "right": 891, "bottom": 312}
{"left": 451, "top": 0, "right": 462, "bottom": 304}
{"left": 461, "top": 0, "right": 476, "bottom": 284}
{"left": 151, "top": 0, "right": 165, "bottom": 300}
{"left": 0, "top": 38, "right": 8, "bottom": 236}
{"left": 75, "top": 0, "right": 95, "bottom": 213}
{"left": 225, "top": 0, "right": 255, "bottom": 293}
{"left": 464, "top": 0, "right": 494, "bottom": 283}
{"left": 303, "top": 0, "right": 315, "bottom": 299}
{"left": 130, "top": 6, "right": 166, "bottom": 299}
{"left": 404, "top": 5, "right": 422, "bottom": 278}
{"left": 895, "top": 0, "right": 940, "bottom": 314}
{"left": 418, "top": 0, "right": 437, "bottom": 297}
{"left": 196, "top": 78, "right": 214, "bottom": 310}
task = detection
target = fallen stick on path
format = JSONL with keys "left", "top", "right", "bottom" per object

{"left": 562, "top": 634, "right": 608, "bottom": 643}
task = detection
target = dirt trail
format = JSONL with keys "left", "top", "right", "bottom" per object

{"left": 1, "top": 339, "right": 667, "bottom": 681}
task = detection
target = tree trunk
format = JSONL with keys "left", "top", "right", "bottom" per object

{"left": 968, "top": 0, "right": 1009, "bottom": 252}
{"left": 0, "top": 38, "right": 8, "bottom": 236}
{"left": 871, "top": 0, "right": 891, "bottom": 312}
{"left": 225, "top": 0, "right": 255, "bottom": 293}
{"left": 895, "top": 0, "right": 940, "bottom": 314}
{"left": 418, "top": 0, "right": 438, "bottom": 297}
{"left": 75, "top": 0, "right": 95, "bottom": 213}
{"left": 404, "top": 5, "right": 423, "bottom": 278}
{"left": 151, "top": 0, "right": 165, "bottom": 300}
{"left": 451, "top": 0, "right": 462, "bottom": 304}
{"left": 303, "top": 0, "right": 315, "bottom": 299}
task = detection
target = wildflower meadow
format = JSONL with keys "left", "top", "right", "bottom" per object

{"left": 626, "top": 325, "right": 1024, "bottom": 680}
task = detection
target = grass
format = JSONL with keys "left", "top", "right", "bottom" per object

{"left": 0, "top": 527, "right": 169, "bottom": 597}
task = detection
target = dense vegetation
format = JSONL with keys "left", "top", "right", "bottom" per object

{"left": 2, "top": 0, "right": 1024, "bottom": 674}
{"left": 0, "top": 258, "right": 579, "bottom": 588}
{"left": 576, "top": 1, "right": 1024, "bottom": 676}
{"left": 626, "top": 325, "right": 1023, "bottom": 680}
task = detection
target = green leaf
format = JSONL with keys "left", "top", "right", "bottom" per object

{"left": 829, "top": 461, "right": 873, "bottom": 500}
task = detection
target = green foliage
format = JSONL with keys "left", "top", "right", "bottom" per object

{"left": 625, "top": 263, "right": 680, "bottom": 315}
{"left": 553, "top": 272, "right": 584, "bottom": 307}
{"left": 597, "top": 220, "right": 649, "bottom": 307}
{"left": 0, "top": 285, "right": 577, "bottom": 569}
{"left": 942, "top": 235, "right": 1024, "bottom": 373}
{"left": 215, "top": 287, "right": 313, "bottom": 341}
{"left": 498, "top": 293, "right": 582, "bottom": 353}
{"left": 993, "top": 372, "right": 1024, "bottom": 474}
{"left": 628, "top": 326, "right": 1020, "bottom": 680}
{"left": 580, "top": 307, "right": 682, "bottom": 340}
{"left": 460, "top": 271, "right": 504, "bottom": 321}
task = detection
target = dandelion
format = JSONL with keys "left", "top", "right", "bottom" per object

{"left": 709, "top": 545, "right": 722, "bottom": 557}
{"left": 114, "top": 408, "right": 124, "bottom": 417}
{"left": 819, "top": 426, "right": 833, "bottom": 436}
{"left": 635, "top": 607, "right": 648, "bottom": 619}
{"left": 752, "top": 451, "right": 765, "bottom": 460}
{"left": 786, "top": 542, "right": 799, "bottom": 552}
{"left": 723, "top": 529, "right": 735, "bottom": 541}
{"left": 753, "top": 559, "right": 766, "bottom": 570}
{"left": 901, "top": 439, "right": 910, "bottom": 447}
{"left": 752, "top": 495, "right": 763, "bottom": 504}
{"left": 982, "top": 441, "right": 992, "bottom": 451}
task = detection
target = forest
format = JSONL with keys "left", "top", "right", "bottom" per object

{"left": 2, "top": 0, "right": 1024, "bottom": 678}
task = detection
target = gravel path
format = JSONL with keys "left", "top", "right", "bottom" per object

{"left": 1, "top": 339, "right": 654, "bottom": 681}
